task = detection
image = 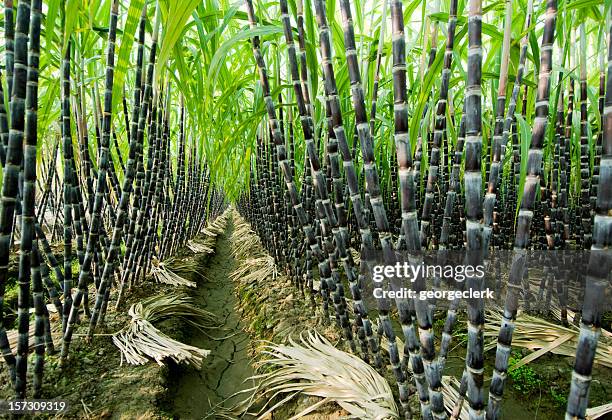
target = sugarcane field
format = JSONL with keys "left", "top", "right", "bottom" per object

{"left": 0, "top": 0, "right": 611, "bottom": 418}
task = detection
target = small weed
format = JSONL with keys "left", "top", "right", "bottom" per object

{"left": 550, "top": 386, "right": 568, "bottom": 408}
{"left": 453, "top": 330, "right": 468, "bottom": 346}
{"left": 4, "top": 278, "right": 18, "bottom": 304}
{"left": 433, "top": 313, "right": 446, "bottom": 331}
{"left": 508, "top": 352, "right": 542, "bottom": 395}
{"left": 71, "top": 257, "right": 80, "bottom": 275}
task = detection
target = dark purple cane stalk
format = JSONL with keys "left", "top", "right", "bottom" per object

{"left": 488, "top": 1, "right": 557, "bottom": 418}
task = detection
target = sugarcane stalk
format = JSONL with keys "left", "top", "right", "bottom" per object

{"left": 60, "top": 41, "right": 75, "bottom": 335}
{"left": 334, "top": 0, "right": 429, "bottom": 415}
{"left": 0, "top": 0, "right": 33, "bottom": 386}
{"left": 279, "top": 0, "right": 358, "bottom": 353}
{"left": 462, "top": 0, "right": 487, "bottom": 418}
{"left": 565, "top": 8, "right": 611, "bottom": 419}
{"left": 115, "top": 5, "right": 151, "bottom": 307}
{"left": 13, "top": 0, "right": 33, "bottom": 397}
{"left": 0, "top": 70, "right": 9, "bottom": 166}
{"left": 420, "top": 0, "right": 459, "bottom": 253}
{"left": 387, "top": 0, "right": 440, "bottom": 416}
{"left": 482, "top": 0, "right": 513, "bottom": 252}
{"left": 61, "top": 0, "right": 120, "bottom": 361}
{"left": 31, "top": 244, "right": 45, "bottom": 398}
{"left": 4, "top": 0, "right": 14, "bottom": 101}
{"left": 488, "top": 2, "right": 557, "bottom": 419}
{"left": 578, "top": 23, "right": 591, "bottom": 249}
{"left": 244, "top": 0, "right": 327, "bottom": 316}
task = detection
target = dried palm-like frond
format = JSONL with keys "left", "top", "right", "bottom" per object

{"left": 187, "top": 239, "right": 215, "bottom": 254}
{"left": 208, "top": 221, "right": 227, "bottom": 235}
{"left": 232, "top": 237, "right": 262, "bottom": 261}
{"left": 199, "top": 227, "right": 219, "bottom": 238}
{"left": 188, "top": 215, "right": 227, "bottom": 253}
{"left": 230, "top": 255, "right": 277, "bottom": 286}
{"left": 230, "top": 213, "right": 262, "bottom": 253}
{"left": 229, "top": 212, "right": 321, "bottom": 345}
{"left": 152, "top": 263, "right": 196, "bottom": 287}
{"left": 209, "top": 210, "right": 229, "bottom": 233}
{"left": 112, "top": 293, "right": 213, "bottom": 368}
{"left": 194, "top": 212, "right": 228, "bottom": 239}
{"left": 441, "top": 376, "right": 468, "bottom": 420}
{"left": 163, "top": 256, "right": 208, "bottom": 279}
{"left": 1, "top": 322, "right": 61, "bottom": 363}
{"left": 230, "top": 230, "right": 262, "bottom": 261}
{"left": 112, "top": 317, "right": 209, "bottom": 368}
{"left": 232, "top": 331, "right": 399, "bottom": 420}
{"left": 136, "top": 293, "right": 220, "bottom": 330}
{"left": 485, "top": 310, "right": 612, "bottom": 368}
{"left": 200, "top": 215, "right": 227, "bottom": 237}
{"left": 550, "top": 306, "right": 612, "bottom": 339}
{"left": 586, "top": 402, "right": 612, "bottom": 419}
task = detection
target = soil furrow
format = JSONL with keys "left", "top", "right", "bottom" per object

{"left": 168, "top": 217, "right": 255, "bottom": 418}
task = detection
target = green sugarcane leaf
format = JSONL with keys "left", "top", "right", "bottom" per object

{"left": 563, "top": 0, "right": 603, "bottom": 11}
{"left": 403, "top": 0, "right": 422, "bottom": 23}
{"left": 46, "top": 0, "right": 61, "bottom": 51}
{"left": 157, "top": 0, "right": 202, "bottom": 73}
{"left": 63, "top": 0, "right": 81, "bottom": 54}
{"left": 353, "top": 0, "right": 363, "bottom": 34}
{"left": 586, "top": 84, "right": 601, "bottom": 133}
{"left": 111, "top": 0, "right": 145, "bottom": 115}
{"left": 482, "top": 22, "right": 504, "bottom": 42}
{"left": 171, "top": 42, "right": 190, "bottom": 96}
{"left": 528, "top": 29, "right": 540, "bottom": 75}
{"left": 208, "top": 25, "right": 284, "bottom": 88}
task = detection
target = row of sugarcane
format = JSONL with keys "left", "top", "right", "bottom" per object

{"left": 0, "top": 0, "right": 225, "bottom": 400}
{"left": 236, "top": 0, "right": 611, "bottom": 418}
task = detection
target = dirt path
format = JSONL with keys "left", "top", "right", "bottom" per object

{"left": 169, "top": 216, "right": 255, "bottom": 418}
